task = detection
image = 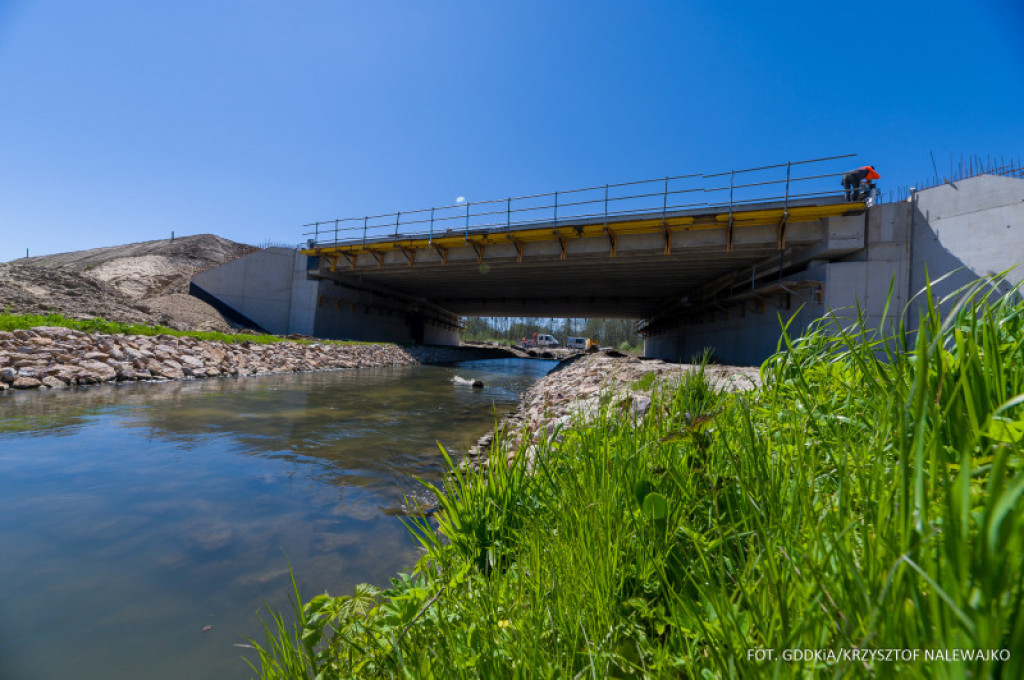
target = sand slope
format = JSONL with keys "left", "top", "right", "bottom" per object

{"left": 1, "top": 234, "right": 257, "bottom": 331}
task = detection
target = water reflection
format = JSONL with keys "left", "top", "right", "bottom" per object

{"left": 0, "top": 358, "right": 555, "bottom": 680}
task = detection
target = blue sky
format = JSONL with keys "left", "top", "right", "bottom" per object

{"left": 1, "top": 0, "right": 1021, "bottom": 261}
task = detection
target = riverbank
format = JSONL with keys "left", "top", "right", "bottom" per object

{"left": 468, "top": 351, "right": 760, "bottom": 464}
{"left": 0, "top": 325, "right": 518, "bottom": 392}
{"left": 253, "top": 285, "right": 1024, "bottom": 679}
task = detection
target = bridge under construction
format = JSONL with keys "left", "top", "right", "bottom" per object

{"left": 192, "top": 156, "right": 1024, "bottom": 364}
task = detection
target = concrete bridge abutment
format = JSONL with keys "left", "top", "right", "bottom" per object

{"left": 191, "top": 247, "right": 461, "bottom": 345}
{"left": 641, "top": 175, "right": 1024, "bottom": 364}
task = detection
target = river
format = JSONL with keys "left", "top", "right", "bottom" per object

{"left": 0, "top": 358, "right": 556, "bottom": 680}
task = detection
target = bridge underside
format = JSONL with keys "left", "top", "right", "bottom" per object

{"left": 305, "top": 199, "right": 867, "bottom": 318}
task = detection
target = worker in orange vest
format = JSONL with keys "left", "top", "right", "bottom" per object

{"left": 842, "top": 165, "right": 881, "bottom": 201}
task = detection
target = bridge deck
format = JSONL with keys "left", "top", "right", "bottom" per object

{"left": 304, "top": 198, "right": 862, "bottom": 259}
{"left": 303, "top": 197, "right": 867, "bottom": 318}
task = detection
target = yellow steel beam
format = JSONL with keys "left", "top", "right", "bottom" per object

{"left": 302, "top": 202, "right": 863, "bottom": 259}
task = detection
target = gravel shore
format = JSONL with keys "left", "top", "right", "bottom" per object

{"left": 0, "top": 326, "right": 515, "bottom": 392}
{"left": 467, "top": 351, "right": 761, "bottom": 465}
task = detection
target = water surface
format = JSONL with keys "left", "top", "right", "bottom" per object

{"left": 0, "top": 358, "right": 555, "bottom": 680}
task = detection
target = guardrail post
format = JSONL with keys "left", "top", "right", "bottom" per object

{"left": 727, "top": 170, "right": 735, "bottom": 252}
{"left": 464, "top": 202, "right": 470, "bottom": 242}
{"left": 662, "top": 176, "right": 670, "bottom": 254}
{"left": 394, "top": 212, "right": 401, "bottom": 241}
{"left": 429, "top": 207, "right": 435, "bottom": 244}
{"left": 314, "top": 222, "right": 320, "bottom": 245}
{"left": 333, "top": 219, "right": 339, "bottom": 244}
{"left": 784, "top": 161, "right": 791, "bottom": 207}
{"left": 506, "top": 197, "right": 511, "bottom": 238}
{"left": 604, "top": 184, "right": 609, "bottom": 228}
{"left": 553, "top": 191, "right": 559, "bottom": 231}
{"left": 362, "top": 216, "right": 368, "bottom": 248}
{"left": 662, "top": 176, "right": 668, "bottom": 224}
{"left": 779, "top": 162, "right": 791, "bottom": 250}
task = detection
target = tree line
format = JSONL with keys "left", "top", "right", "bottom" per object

{"left": 462, "top": 317, "right": 642, "bottom": 351}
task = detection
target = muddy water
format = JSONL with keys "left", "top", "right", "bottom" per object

{"left": 0, "top": 358, "right": 556, "bottom": 680}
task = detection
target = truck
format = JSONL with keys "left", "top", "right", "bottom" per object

{"left": 566, "top": 336, "right": 598, "bottom": 351}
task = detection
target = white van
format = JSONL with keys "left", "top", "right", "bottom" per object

{"left": 535, "top": 334, "right": 559, "bottom": 348}
{"left": 522, "top": 334, "right": 559, "bottom": 348}
{"left": 566, "top": 336, "right": 588, "bottom": 350}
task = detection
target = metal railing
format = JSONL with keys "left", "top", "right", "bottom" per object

{"left": 303, "top": 153, "right": 858, "bottom": 249}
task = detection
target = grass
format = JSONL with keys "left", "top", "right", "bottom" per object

{"left": 252, "top": 279, "right": 1024, "bottom": 678}
{"left": 630, "top": 370, "right": 659, "bottom": 391}
{"left": 0, "top": 311, "right": 365, "bottom": 346}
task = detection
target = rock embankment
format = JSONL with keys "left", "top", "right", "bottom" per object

{"left": 0, "top": 326, "right": 508, "bottom": 392}
{"left": 468, "top": 352, "right": 761, "bottom": 464}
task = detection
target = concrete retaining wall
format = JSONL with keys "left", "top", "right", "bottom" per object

{"left": 908, "top": 174, "right": 1024, "bottom": 322}
{"left": 192, "top": 248, "right": 317, "bottom": 335}
{"left": 192, "top": 248, "right": 460, "bottom": 345}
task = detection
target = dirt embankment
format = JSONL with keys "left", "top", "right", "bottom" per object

{"left": 0, "top": 235, "right": 257, "bottom": 331}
